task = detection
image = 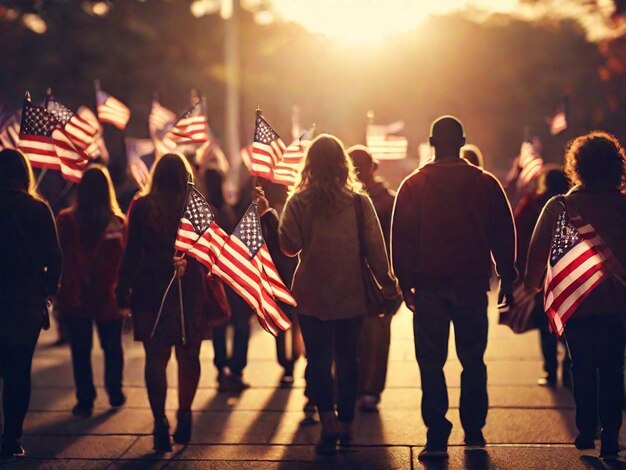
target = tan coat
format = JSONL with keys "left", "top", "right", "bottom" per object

{"left": 279, "top": 189, "right": 397, "bottom": 320}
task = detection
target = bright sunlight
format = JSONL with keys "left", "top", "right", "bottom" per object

{"left": 270, "top": 0, "right": 520, "bottom": 44}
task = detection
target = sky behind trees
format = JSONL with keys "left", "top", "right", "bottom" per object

{"left": 2, "top": 1, "right": 626, "bottom": 181}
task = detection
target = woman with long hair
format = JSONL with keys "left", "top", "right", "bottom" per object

{"left": 526, "top": 131, "right": 626, "bottom": 460}
{"left": 279, "top": 134, "right": 399, "bottom": 455}
{"left": 0, "top": 149, "right": 62, "bottom": 459}
{"left": 116, "top": 153, "right": 212, "bottom": 452}
{"left": 56, "top": 165, "right": 127, "bottom": 417}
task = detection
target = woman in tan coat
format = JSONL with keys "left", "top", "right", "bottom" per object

{"left": 279, "top": 134, "right": 398, "bottom": 455}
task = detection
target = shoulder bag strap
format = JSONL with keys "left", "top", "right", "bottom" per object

{"left": 353, "top": 194, "right": 367, "bottom": 260}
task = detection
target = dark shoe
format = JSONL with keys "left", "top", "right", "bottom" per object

{"left": 1, "top": 439, "right": 25, "bottom": 459}
{"left": 72, "top": 402, "right": 93, "bottom": 418}
{"left": 300, "top": 400, "right": 318, "bottom": 426}
{"left": 465, "top": 431, "right": 486, "bottom": 448}
{"left": 337, "top": 421, "right": 354, "bottom": 451}
{"left": 537, "top": 374, "right": 557, "bottom": 387}
{"left": 218, "top": 372, "right": 249, "bottom": 393}
{"left": 574, "top": 434, "right": 595, "bottom": 450}
{"left": 315, "top": 433, "right": 338, "bottom": 455}
{"left": 153, "top": 417, "right": 172, "bottom": 453}
{"left": 562, "top": 376, "right": 572, "bottom": 391}
{"left": 280, "top": 373, "right": 295, "bottom": 388}
{"left": 230, "top": 373, "right": 250, "bottom": 392}
{"left": 600, "top": 441, "right": 619, "bottom": 460}
{"left": 417, "top": 446, "right": 449, "bottom": 460}
{"left": 109, "top": 391, "right": 126, "bottom": 408}
{"left": 173, "top": 410, "right": 192, "bottom": 445}
{"left": 359, "top": 394, "right": 379, "bottom": 413}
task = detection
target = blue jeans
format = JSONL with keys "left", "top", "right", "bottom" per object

{"left": 412, "top": 290, "right": 489, "bottom": 447}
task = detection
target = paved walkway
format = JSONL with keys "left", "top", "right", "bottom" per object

{"left": 2, "top": 292, "right": 625, "bottom": 469}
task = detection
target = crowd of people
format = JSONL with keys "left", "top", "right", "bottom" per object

{"left": 1, "top": 115, "right": 625, "bottom": 462}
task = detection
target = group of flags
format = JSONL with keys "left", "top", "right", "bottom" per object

{"left": 0, "top": 83, "right": 218, "bottom": 186}
{"left": 241, "top": 111, "right": 315, "bottom": 187}
{"left": 174, "top": 184, "right": 295, "bottom": 336}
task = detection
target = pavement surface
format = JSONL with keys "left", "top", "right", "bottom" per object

{"left": 2, "top": 291, "right": 626, "bottom": 469}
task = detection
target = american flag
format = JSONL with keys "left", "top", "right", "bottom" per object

{"left": 251, "top": 114, "right": 286, "bottom": 179}
{"left": 174, "top": 185, "right": 229, "bottom": 269}
{"left": 18, "top": 96, "right": 60, "bottom": 170}
{"left": 77, "top": 106, "right": 109, "bottom": 162}
{"left": 46, "top": 95, "right": 98, "bottom": 151}
{"left": 125, "top": 137, "right": 154, "bottom": 190}
{"left": 96, "top": 89, "right": 131, "bottom": 130}
{"left": 51, "top": 128, "right": 89, "bottom": 183}
{"left": 240, "top": 144, "right": 253, "bottom": 171}
{"left": 544, "top": 205, "right": 613, "bottom": 335}
{"left": 548, "top": 100, "right": 568, "bottom": 136}
{"left": 212, "top": 203, "right": 295, "bottom": 336}
{"left": 0, "top": 110, "right": 20, "bottom": 150}
{"left": 517, "top": 138, "right": 544, "bottom": 188}
{"left": 366, "top": 120, "right": 408, "bottom": 160}
{"left": 269, "top": 128, "right": 315, "bottom": 187}
{"left": 165, "top": 102, "right": 210, "bottom": 145}
{"left": 149, "top": 99, "right": 176, "bottom": 137}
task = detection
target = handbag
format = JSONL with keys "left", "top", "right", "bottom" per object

{"left": 353, "top": 195, "right": 402, "bottom": 317}
{"left": 203, "top": 274, "right": 231, "bottom": 326}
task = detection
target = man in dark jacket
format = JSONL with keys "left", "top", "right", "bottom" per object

{"left": 348, "top": 145, "right": 397, "bottom": 413}
{"left": 391, "top": 116, "right": 516, "bottom": 460}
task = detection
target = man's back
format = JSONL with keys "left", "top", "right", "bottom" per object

{"left": 391, "top": 158, "right": 516, "bottom": 295}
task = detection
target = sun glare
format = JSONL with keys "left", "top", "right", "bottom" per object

{"left": 270, "top": 0, "right": 520, "bottom": 44}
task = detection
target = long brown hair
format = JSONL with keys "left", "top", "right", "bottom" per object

{"left": 0, "top": 148, "right": 40, "bottom": 199}
{"left": 291, "top": 134, "right": 363, "bottom": 209}
{"left": 142, "top": 153, "right": 193, "bottom": 237}
{"left": 72, "top": 165, "right": 122, "bottom": 247}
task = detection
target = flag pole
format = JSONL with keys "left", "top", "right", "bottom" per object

{"left": 251, "top": 106, "right": 262, "bottom": 198}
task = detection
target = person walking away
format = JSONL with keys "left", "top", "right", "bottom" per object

{"left": 280, "top": 134, "right": 399, "bottom": 455}
{"left": 391, "top": 116, "right": 516, "bottom": 460}
{"left": 525, "top": 131, "right": 626, "bottom": 460}
{"left": 514, "top": 167, "right": 571, "bottom": 388}
{"left": 56, "top": 165, "right": 127, "bottom": 417}
{"left": 203, "top": 168, "right": 253, "bottom": 393}
{"left": 348, "top": 145, "right": 398, "bottom": 413}
{"left": 0, "top": 149, "right": 62, "bottom": 459}
{"left": 116, "top": 153, "right": 213, "bottom": 452}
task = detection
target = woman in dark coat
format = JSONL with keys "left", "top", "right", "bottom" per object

{"left": 525, "top": 132, "right": 626, "bottom": 460}
{"left": 57, "top": 165, "right": 127, "bottom": 417}
{"left": 116, "top": 153, "right": 211, "bottom": 452}
{"left": 0, "top": 149, "right": 62, "bottom": 459}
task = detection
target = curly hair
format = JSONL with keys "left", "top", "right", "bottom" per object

{"left": 564, "top": 131, "right": 626, "bottom": 190}
{"left": 291, "top": 134, "right": 363, "bottom": 208}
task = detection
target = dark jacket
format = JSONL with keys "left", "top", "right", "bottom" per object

{"left": 391, "top": 158, "right": 516, "bottom": 295}
{"left": 0, "top": 190, "right": 62, "bottom": 345}
{"left": 57, "top": 210, "right": 126, "bottom": 321}
{"left": 116, "top": 196, "right": 211, "bottom": 344}
{"left": 261, "top": 209, "right": 297, "bottom": 289}
{"left": 525, "top": 187, "right": 626, "bottom": 318}
{"left": 365, "top": 178, "right": 396, "bottom": 248}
